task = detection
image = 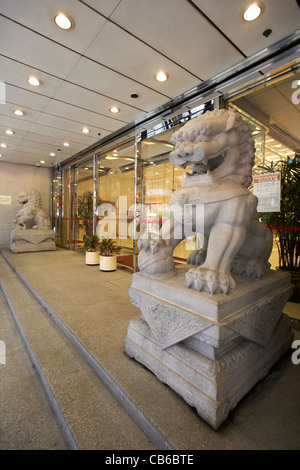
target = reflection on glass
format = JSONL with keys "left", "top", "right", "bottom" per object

{"left": 97, "top": 140, "right": 136, "bottom": 268}
{"left": 75, "top": 162, "right": 94, "bottom": 249}
{"left": 139, "top": 128, "right": 199, "bottom": 262}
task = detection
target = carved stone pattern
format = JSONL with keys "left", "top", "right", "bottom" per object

{"left": 171, "top": 340, "right": 256, "bottom": 381}
{"left": 229, "top": 289, "right": 290, "bottom": 345}
{"left": 129, "top": 289, "right": 210, "bottom": 348}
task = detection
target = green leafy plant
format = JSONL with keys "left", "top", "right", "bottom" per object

{"left": 257, "top": 155, "right": 300, "bottom": 271}
{"left": 98, "top": 237, "right": 121, "bottom": 257}
{"left": 81, "top": 234, "right": 100, "bottom": 252}
{"left": 77, "top": 190, "right": 101, "bottom": 238}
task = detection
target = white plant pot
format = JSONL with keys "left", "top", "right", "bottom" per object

{"left": 85, "top": 251, "right": 99, "bottom": 265}
{"left": 100, "top": 255, "right": 117, "bottom": 271}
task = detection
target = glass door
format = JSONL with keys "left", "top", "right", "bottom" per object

{"left": 96, "top": 139, "right": 136, "bottom": 269}
{"left": 139, "top": 124, "right": 197, "bottom": 263}
{"left": 72, "top": 158, "right": 95, "bottom": 251}
{"left": 52, "top": 166, "right": 70, "bottom": 249}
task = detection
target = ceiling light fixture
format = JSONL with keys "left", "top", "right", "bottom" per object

{"left": 50, "top": 152, "right": 55, "bottom": 156}
{"left": 242, "top": 2, "right": 264, "bottom": 22}
{"left": 1, "top": 143, "right": 7, "bottom": 148}
{"left": 109, "top": 106, "right": 120, "bottom": 113}
{"left": 40, "top": 160, "right": 45, "bottom": 164}
{"left": 155, "top": 71, "right": 169, "bottom": 82}
{"left": 28, "top": 76, "right": 41, "bottom": 86}
{"left": 14, "top": 109, "right": 24, "bottom": 116}
{"left": 5, "top": 130, "right": 14, "bottom": 135}
{"left": 81, "top": 127, "right": 90, "bottom": 134}
{"left": 54, "top": 13, "right": 74, "bottom": 30}
{"left": 63, "top": 142, "right": 70, "bottom": 147}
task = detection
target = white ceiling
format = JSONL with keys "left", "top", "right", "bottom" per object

{"left": 0, "top": 0, "right": 300, "bottom": 167}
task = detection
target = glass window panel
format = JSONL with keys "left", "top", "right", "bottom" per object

{"left": 97, "top": 139, "right": 136, "bottom": 269}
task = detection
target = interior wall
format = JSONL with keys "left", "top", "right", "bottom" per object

{"left": 0, "top": 161, "right": 51, "bottom": 248}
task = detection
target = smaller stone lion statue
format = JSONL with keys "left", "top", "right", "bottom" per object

{"left": 14, "top": 189, "right": 51, "bottom": 230}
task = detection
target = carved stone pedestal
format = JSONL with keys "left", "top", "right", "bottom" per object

{"left": 10, "top": 229, "right": 56, "bottom": 253}
{"left": 124, "top": 265, "right": 293, "bottom": 430}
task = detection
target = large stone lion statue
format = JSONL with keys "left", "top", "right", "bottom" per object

{"left": 14, "top": 189, "right": 51, "bottom": 230}
{"left": 138, "top": 108, "right": 273, "bottom": 294}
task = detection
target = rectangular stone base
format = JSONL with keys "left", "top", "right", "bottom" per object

{"left": 10, "top": 229, "right": 56, "bottom": 253}
{"left": 124, "top": 266, "right": 294, "bottom": 429}
{"left": 125, "top": 315, "right": 293, "bottom": 430}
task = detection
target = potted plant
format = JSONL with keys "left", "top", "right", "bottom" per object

{"left": 257, "top": 155, "right": 300, "bottom": 301}
{"left": 81, "top": 234, "right": 100, "bottom": 265}
{"left": 98, "top": 237, "right": 121, "bottom": 271}
{"left": 77, "top": 190, "right": 102, "bottom": 239}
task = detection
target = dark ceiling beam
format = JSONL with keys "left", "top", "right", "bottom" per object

{"left": 186, "top": 0, "right": 247, "bottom": 58}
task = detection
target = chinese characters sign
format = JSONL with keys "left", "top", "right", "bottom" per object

{"left": 253, "top": 172, "right": 281, "bottom": 212}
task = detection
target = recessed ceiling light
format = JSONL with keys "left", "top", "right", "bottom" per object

{"left": 40, "top": 160, "right": 46, "bottom": 164}
{"left": 28, "top": 76, "right": 41, "bottom": 86}
{"left": 155, "top": 71, "right": 169, "bottom": 82}
{"left": 54, "top": 13, "right": 74, "bottom": 30}
{"left": 105, "top": 156, "right": 119, "bottom": 160}
{"left": 14, "top": 109, "right": 24, "bottom": 116}
{"left": 50, "top": 152, "right": 55, "bottom": 156}
{"left": 109, "top": 106, "right": 120, "bottom": 113}
{"left": 81, "top": 127, "right": 90, "bottom": 134}
{"left": 1, "top": 143, "right": 7, "bottom": 148}
{"left": 0, "top": 154, "right": 2, "bottom": 157}
{"left": 63, "top": 142, "right": 70, "bottom": 147}
{"left": 5, "top": 130, "right": 14, "bottom": 135}
{"left": 242, "top": 3, "right": 264, "bottom": 22}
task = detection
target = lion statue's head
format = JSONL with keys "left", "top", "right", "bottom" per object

{"left": 169, "top": 109, "right": 255, "bottom": 188}
{"left": 17, "top": 189, "right": 42, "bottom": 208}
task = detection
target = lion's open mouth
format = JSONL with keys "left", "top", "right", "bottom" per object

{"left": 185, "top": 151, "right": 227, "bottom": 178}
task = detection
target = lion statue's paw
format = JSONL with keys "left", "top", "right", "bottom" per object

{"left": 187, "top": 248, "right": 207, "bottom": 266}
{"left": 138, "top": 235, "right": 176, "bottom": 279}
{"left": 231, "top": 255, "right": 270, "bottom": 279}
{"left": 186, "top": 266, "right": 236, "bottom": 294}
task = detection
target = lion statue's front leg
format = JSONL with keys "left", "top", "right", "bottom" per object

{"left": 184, "top": 196, "right": 273, "bottom": 294}
{"left": 186, "top": 223, "right": 247, "bottom": 294}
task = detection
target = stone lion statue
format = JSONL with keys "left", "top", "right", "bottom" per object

{"left": 14, "top": 189, "right": 51, "bottom": 230}
{"left": 138, "top": 109, "right": 273, "bottom": 294}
